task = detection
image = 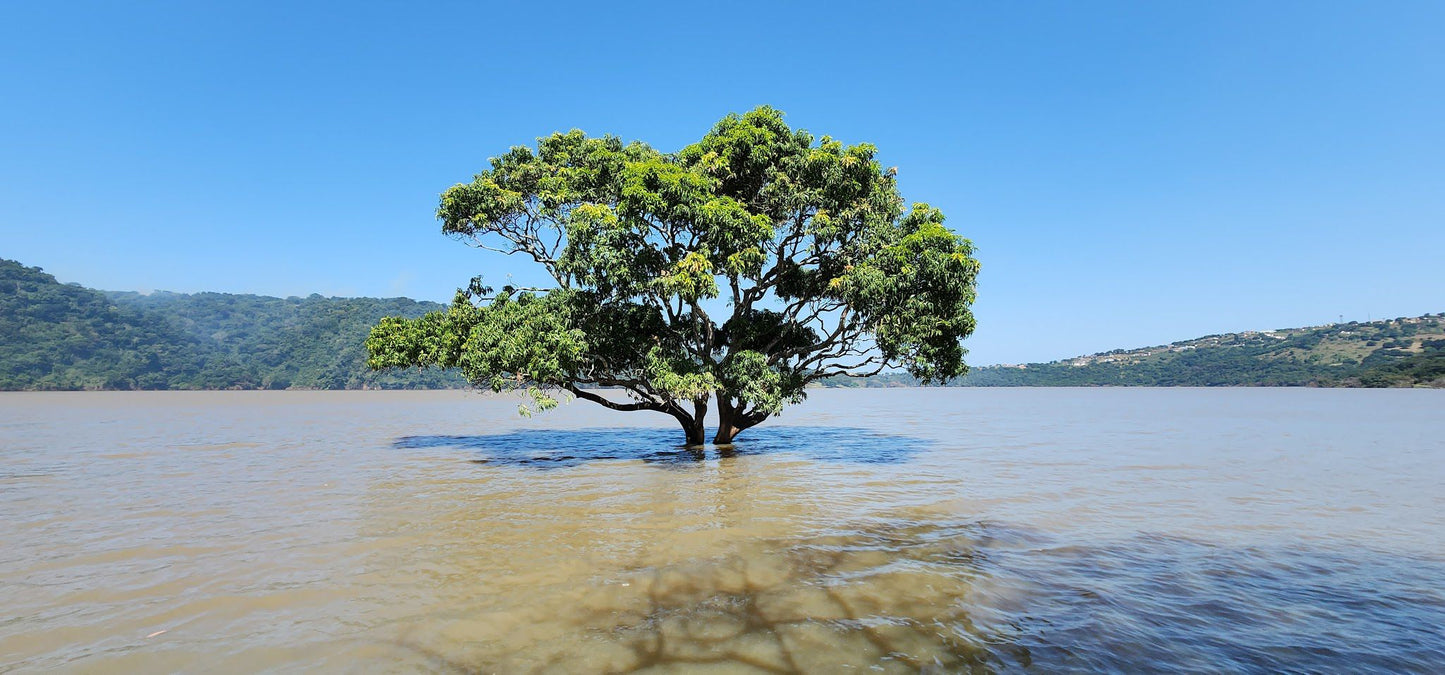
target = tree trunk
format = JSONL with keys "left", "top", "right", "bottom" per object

{"left": 713, "top": 396, "right": 743, "bottom": 445}
{"left": 684, "top": 421, "right": 706, "bottom": 446}
{"left": 679, "top": 397, "right": 708, "bottom": 447}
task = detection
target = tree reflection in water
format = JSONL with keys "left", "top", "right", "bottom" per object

{"left": 378, "top": 428, "right": 1445, "bottom": 672}
{"left": 595, "top": 520, "right": 1009, "bottom": 673}
{"left": 379, "top": 519, "right": 1029, "bottom": 673}
{"left": 376, "top": 516, "right": 1445, "bottom": 673}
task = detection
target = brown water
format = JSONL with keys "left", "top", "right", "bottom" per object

{"left": 2, "top": 389, "right": 1443, "bottom": 672}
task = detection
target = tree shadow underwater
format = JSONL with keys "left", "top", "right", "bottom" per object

{"left": 375, "top": 518, "right": 1445, "bottom": 673}
{"left": 393, "top": 426, "right": 929, "bottom": 469}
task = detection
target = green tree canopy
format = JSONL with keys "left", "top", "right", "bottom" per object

{"left": 368, "top": 107, "right": 980, "bottom": 444}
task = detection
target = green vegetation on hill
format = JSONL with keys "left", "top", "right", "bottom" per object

{"left": 1, "top": 259, "right": 464, "bottom": 390}
{"left": 822, "top": 316, "right": 1445, "bottom": 388}
{"left": 1, "top": 260, "right": 213, "bottom": 390}
{"left": 4, "top": 258, "right": 1440, "bottom": 390}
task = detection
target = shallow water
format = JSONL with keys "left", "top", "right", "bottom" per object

{"left": 1, "top": 388, "right": 1442, "bottom": 672}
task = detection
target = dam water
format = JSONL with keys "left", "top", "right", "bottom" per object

{"left": 2, "top": 388, "right": 1443, "bottom": 672}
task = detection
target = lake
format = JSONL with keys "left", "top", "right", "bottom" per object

{"left": 2, "top": 388, "right": 1443, "bottom": 672}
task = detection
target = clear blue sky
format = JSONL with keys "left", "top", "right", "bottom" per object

{"left": 3, "top": 1, "right": 1442, "bottom": 365}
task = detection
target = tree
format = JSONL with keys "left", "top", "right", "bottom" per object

{"left": 367, "top": 107, "right": 979, "bottom": 444}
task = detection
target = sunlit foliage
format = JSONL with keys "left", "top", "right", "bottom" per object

{"left": 368, "top": 107, "right": 981, "bottom": 443}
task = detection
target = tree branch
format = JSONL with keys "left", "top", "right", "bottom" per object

{"left": 563, "top": 384, "right": 662, "bottom": 412}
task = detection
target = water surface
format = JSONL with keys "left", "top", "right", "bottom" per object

{"left": 2, "top": 388, "right": 1442, "bottom": 672}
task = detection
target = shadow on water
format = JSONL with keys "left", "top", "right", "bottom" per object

{"left": 393, "top": 426, "right": 928, "bottom": 469}
{"left": 377, "top": 519, "right": 1445, "bottom": 673}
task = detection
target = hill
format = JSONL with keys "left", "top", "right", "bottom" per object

{"left": 0, "top": 259, "right": 465, "bottom": 390}
{"left": 5, "top": 258, "right": 1440, "bottom": 390}
{"left": 821, "top": 315, "right": 1445, "bottom": 388}
{"left": 106, "top": 290, "right": 466, "bottom": 390}
{"left": 968, "top": 316, "right": 1445, "bottom": 387}
{"left": 1, "top": 260, "right": 215, "bottom": 389}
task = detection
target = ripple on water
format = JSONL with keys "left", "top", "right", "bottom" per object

{"left": 363, "top": 519, "right": 1445, "bottom": 673}
{"left": 2, "top": 390, "right": 1443, "bottom": 672}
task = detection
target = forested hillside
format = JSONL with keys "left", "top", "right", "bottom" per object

{"left": 822, "top": 315, "right": 1445, "bottom": 388}
{"left": 965, "top": 317, "right": 1445, "bottom": 387}
{"left": 6, "top": 258, "right": 1440, "bottom": 390}
{"left": 1, "top": 260, "right": 214, "bottom": 389}
{"left": 0, "top": 259, "right": 464, "bottom": 390}
{"left": 107, "top": 291, "right": 465, "bottom": 390}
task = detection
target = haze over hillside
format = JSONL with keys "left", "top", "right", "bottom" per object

{"left": 0, "top": 259, "right": 463, "bottom": 391}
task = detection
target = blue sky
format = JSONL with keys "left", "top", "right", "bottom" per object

{"left": 2, "top": 1, "right": 1442, "bottom": 365}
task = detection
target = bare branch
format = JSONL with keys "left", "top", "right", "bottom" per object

{"left": 563, "top": 384, "right": 661, "bottom": 412}
{"left": 768, "top": 306, "right": 854, "bottom": 365}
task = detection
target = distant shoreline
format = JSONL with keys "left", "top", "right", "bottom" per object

{"left": 5, "top": 258, "right": 1442, "bottom": 391}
